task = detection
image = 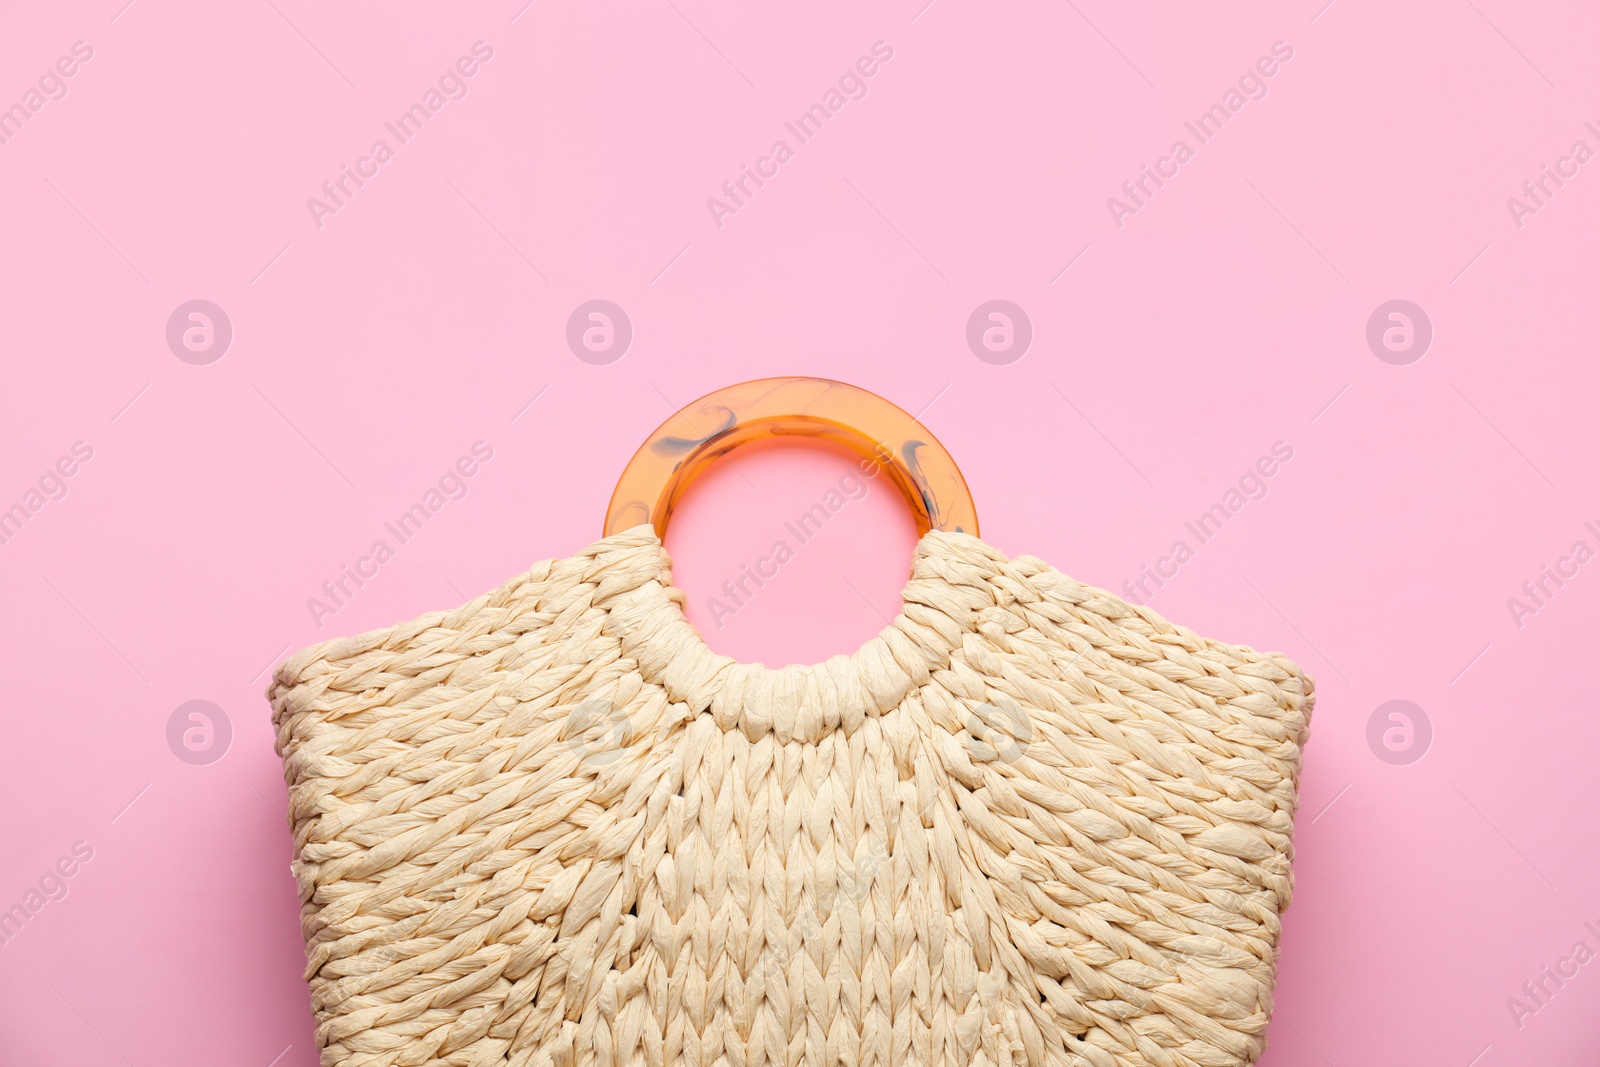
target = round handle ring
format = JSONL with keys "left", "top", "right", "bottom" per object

{"left": 604, "top": 377, "right": 979, "bottom": 539}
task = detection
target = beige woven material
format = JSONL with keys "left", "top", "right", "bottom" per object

{"left": 271, "top": 527, "right": 1314, "bottom": 1067}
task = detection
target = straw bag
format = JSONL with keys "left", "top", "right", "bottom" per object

{"left": 271, "top": 378, "right": 1314, "bottom": 1067}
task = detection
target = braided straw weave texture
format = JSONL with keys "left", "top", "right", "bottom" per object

{"left": 271, "top": 527, "right": 1314, "bottom": 1067}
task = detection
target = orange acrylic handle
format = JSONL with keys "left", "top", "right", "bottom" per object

{"left": 604, "top": 377, "right": 979, "bottom": 539}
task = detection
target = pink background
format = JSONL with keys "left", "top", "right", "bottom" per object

{"left": 2, "top": 1, "right": 1598, "bottom": 1064}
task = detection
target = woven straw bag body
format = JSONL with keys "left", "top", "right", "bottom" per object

{"left": 271, "top": 526, "right": 1313, "bottom": 1067}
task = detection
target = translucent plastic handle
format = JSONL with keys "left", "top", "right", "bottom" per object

{"left": 604, "top": 377, "right": 979, "bottom": 539}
